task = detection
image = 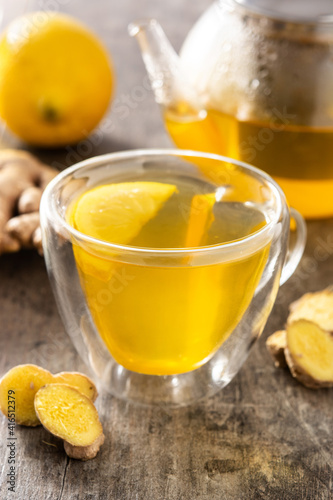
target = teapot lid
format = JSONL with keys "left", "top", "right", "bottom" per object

{"left": 234, "top": 0, "right": 333, "bottom": 23}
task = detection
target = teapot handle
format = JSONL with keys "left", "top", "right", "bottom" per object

{"left": 280, "top": 208, "right": 307, "bottom": 285}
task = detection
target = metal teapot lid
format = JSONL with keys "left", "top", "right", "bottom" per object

{"left": 234, "top": 0, "right": 333, "bottom": 23}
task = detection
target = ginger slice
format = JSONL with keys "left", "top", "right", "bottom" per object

{"left": 34, "top": 384, "right": 104, "bottom": 461}
{"left": 53, "top": 372, "right": 98, "bottom": 402}
{"left": 266, "top": 330, "right": 287, "bottom": 368}
{"left": 0, "top": 364, "right": 54, "bottom": 426}
{"left": 0, "top": 364, "right": 98, "bottom": 426}
{"left": 285, "top": 320, "right": 333, "bottom": 389}
{"left": 288, "top": 288, "right": 333, "bottom": 332}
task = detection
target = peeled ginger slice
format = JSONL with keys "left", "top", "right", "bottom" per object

{"left": 0, "top": 364, "right": 54, "bottom": 426}
{"left": 285, "top": 320, "right": 333, "bottom": 389}
{"left": 0, "top": 364, "right": 98, "bottom": 426}
{"left": 35, "top": 384, "right": 104, "bottom": 460}
{"left": 53, "top": 372, "right": 98, "bottom": 402}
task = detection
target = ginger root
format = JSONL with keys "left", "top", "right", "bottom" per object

{"left": 0, "top": 364, "right": 98, "bottom": 426}
{"left": 265, "top": 330, "right": 287, "bottom": 368}
{"left": 266, "top": 288, "right": 333, "bottom": 388}
{"left": 0, "top": 149, "right": 58, "bottom": 255}
{"left": 287, "top": 288, "right": 333, "bottom": 332}
{"left": 35, "top": 384, "right": 104, "bottom": 461}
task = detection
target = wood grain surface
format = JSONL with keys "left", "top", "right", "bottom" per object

{"left": 0, "top": 1, "right": 332, "bottom": 499}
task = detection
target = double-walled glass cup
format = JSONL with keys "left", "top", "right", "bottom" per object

{"left": 40, "top": 150, "right": 306, "bottom": 406}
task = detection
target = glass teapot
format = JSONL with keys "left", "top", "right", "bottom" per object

{"left": 130, "top": 0, "right": 333, "bottom": 219}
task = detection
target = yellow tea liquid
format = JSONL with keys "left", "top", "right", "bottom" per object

{"left": 165, "top": 108, "right": 333, "bottom": 218}
{"left": 69, "top": 175, "right": 270, "bottom": 375}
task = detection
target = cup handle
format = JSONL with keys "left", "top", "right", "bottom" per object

{"left": 280, "top": 208, "right": 307, "bottom": 286}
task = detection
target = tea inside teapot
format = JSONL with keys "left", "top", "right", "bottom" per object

{"left": 131, "top": 0, "right": 333, "bottom": 218}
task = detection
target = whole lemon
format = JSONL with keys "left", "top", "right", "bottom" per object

{"left": 0, "top": 12, "right": 114, "bottom": 147}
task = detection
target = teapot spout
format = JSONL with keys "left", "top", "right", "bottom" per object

{"left": 128, "top": 19, "right": 204, "bottom": 116}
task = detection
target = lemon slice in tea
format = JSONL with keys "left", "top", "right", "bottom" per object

{"left": 68, "top": 182, "right": 177, "bottom": 280}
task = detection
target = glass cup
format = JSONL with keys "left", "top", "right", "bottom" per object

{"left": 40, "top": 149, "right": 306, "bottom": 406}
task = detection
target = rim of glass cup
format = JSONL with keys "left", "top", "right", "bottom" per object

{"left": 42, "top": 149, "right": 286, "bottom": 257}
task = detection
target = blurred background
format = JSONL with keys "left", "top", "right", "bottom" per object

{"left": 0, "top": 0, "right": 212, "bottom": 167}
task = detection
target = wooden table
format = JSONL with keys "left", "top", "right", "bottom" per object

{"left": 0, "top": 1, "right": 332, "bottom": 498}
